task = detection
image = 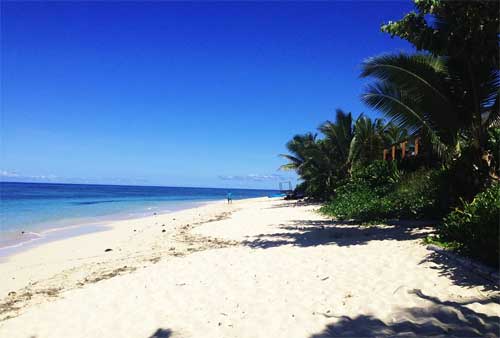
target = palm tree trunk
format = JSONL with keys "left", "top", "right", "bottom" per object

{"left": 467, "top": 60, "right": 491, "bottom": 183}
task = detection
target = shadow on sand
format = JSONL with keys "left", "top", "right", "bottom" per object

{"left": 242, "top": 219, "right": 432, "bottom": 249}
{"left": 242, "top": 219, "right": 498, "bottom": 291}
{"left": 147, "top": 328, "right": 173, "bottom": 338}
{"left": 265, "top": 200, "right": 320, "bottom": 209}
{"left": 310, "top": 289, "right": 500, "bottom": 337}
{"left": 419, "top": 251, "right": 499, "bottom": 292}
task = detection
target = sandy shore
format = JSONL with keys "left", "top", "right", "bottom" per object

{"left": 0, "top": 197, "right": 498, "bottom": 337}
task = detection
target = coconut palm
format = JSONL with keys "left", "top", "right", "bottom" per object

{"left": 279, "top": 111, "right": 410, "bottom": 198}
{"left": 279, "top": 133, "right": 336, "bottom": 198}
{"left": 361, "top": 53, "right": 499, "bottom": 163}
{"left": 319, "top": 109, "right": 354, "bottom": 161}
{"left": 348, "top": 115, "right": 385, "bottom": 167}
{"left": 363, "top": 0, "right": 500, "bottom": 165}
{"left": 319, "top": 109, "right": 354, "bottom": 177}
{"left": 377, "top": 0, "right": 500, "bottom": 149}
{"left": 280, "top": 110, "right": 360, "bottom": 198}
{"left": 383, "top": 121, "right": 409, "bottom": 148}
{"left": 361, "top": 54, "right": 452, "bottom": 157}
{"left": 279, "top": 133, "right": 317, "bottom": 173}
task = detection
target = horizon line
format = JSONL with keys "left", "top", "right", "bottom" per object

{"left": 0, "top": 180, "right": 281, "bottom": 191}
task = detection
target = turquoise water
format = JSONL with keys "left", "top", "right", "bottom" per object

{"left": 0, "top": 182, "right": 278, "bottom": 250}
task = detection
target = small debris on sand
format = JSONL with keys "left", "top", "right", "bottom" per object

{"left": 104, "top": 248, "right": 113, "bottom": 252}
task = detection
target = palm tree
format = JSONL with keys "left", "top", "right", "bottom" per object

{"left": 361, "top": 54, "right": 452, "bottom": 156}
{"left": 360, "top": 53, "right": 499, "bottom": 165}
{"left": 348, "top": 115, "right": 385, "bottom": 167}
{"left": 279, "top": 112, "right": 408, "bottom": 198}
{"left": 279, "top": 133, "right": 331, "bottom": 198}
{"left": 383, "top": 121, "right": 409, "bottom": 148}
{"left": 279, "top": 133, "right": 317, "bottom": 173}
{"left": 280, "top": 110, "right": 354, "bottom": 199}
{"left": 319, "top": 109, "right": 354, "bottom": 177}
{"left": 376, "top": 0, "right": 500, "bottom": 160}
{"left": 319, "top": 109, "right": 354, "bottom": 160}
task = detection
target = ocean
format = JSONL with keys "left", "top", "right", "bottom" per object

{"left": 0, "top": 182, "right": 278, "bottom": 252}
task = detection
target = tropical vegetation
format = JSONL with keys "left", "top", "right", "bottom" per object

{"left": 279, "top": 0, "right": 499, "bottom": 266}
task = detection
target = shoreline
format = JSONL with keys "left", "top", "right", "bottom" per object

{"left": 0, "top": 198, "right": 221, "bottom": 258}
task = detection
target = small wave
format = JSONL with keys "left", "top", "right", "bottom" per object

{"left": 42, "top": 224, "right": 85, "bottom": 234}
{"left": 25, "top": 231, "right": 42, "bottom": 238}
{"left": 0, "top": 231, "right": 44, "bottom": 251}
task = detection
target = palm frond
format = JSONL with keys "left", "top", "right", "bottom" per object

{"left": 361, "top": 53, "right": 460, "bottom": 136}
{"left": 361, "top": 53, "right": 449, "bottom": 99}
{"left": 319, "top": 109, "right": 353, "bottom": 162}
{"left": 361, "top": 82, "right": 450, "bottom": 158}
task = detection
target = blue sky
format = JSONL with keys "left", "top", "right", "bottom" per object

{"left": 1, "top": 1, "right": 413, "bottom": 189}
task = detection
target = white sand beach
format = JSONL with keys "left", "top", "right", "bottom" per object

{"left": 0, "top": 197, "right": 498, "bottom": 338}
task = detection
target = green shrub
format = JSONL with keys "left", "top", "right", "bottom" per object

{"left": 439, "top": 183, "right": 500, "bottom": 267}
{"left": 487, "top": 127, "right": 500, "bottom": 174}
{"left": 321, "top": 165, "right": 445, "bottom": 221}
{"left": 320, "top": 184, "right": 391, "bottom": 221}
{"left": 351, "top": 160, "right": 401, "bottom": 194}
{"left": 385, "top": 168, "right": 446, "bottom": 219}
{"left": 320, "top": 161, "right": 399, "bottom": 221}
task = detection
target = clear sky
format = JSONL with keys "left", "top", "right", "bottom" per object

{"left": 1, "top": 1, "right": 414, "bottom": 189}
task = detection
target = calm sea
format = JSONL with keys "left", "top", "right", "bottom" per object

{"left": 0, "top": 182, "right": 278, "bottom": 251}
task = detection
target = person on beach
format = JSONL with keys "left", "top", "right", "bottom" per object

{"left": 227, "top": 192, "right": 232, "bottom": 204}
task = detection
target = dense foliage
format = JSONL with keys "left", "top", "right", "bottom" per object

{"left": 280, "top": 1, "right": 499, "bottom": 266}
{"left": 320, "top": 175, "right": 389, "bottom": 221}
{"left": 320, "top": 162, "right": 445, "bottom": 222}
{"left": 364, "top": 0, "right": 499, "bottom": 197}
{"left": 439, "top": 183, "right": 500, "bottom": 266}
{"left": 280, "top": 110, "right": 414, "bottom": 200}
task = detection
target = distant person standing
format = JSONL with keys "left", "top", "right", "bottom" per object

{"left": 227, "top": 192, "right": 232, "bottom": 204}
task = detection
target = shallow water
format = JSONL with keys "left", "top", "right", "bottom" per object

{"left": 0, "top": 182, "right": 278, "bottom": 250}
